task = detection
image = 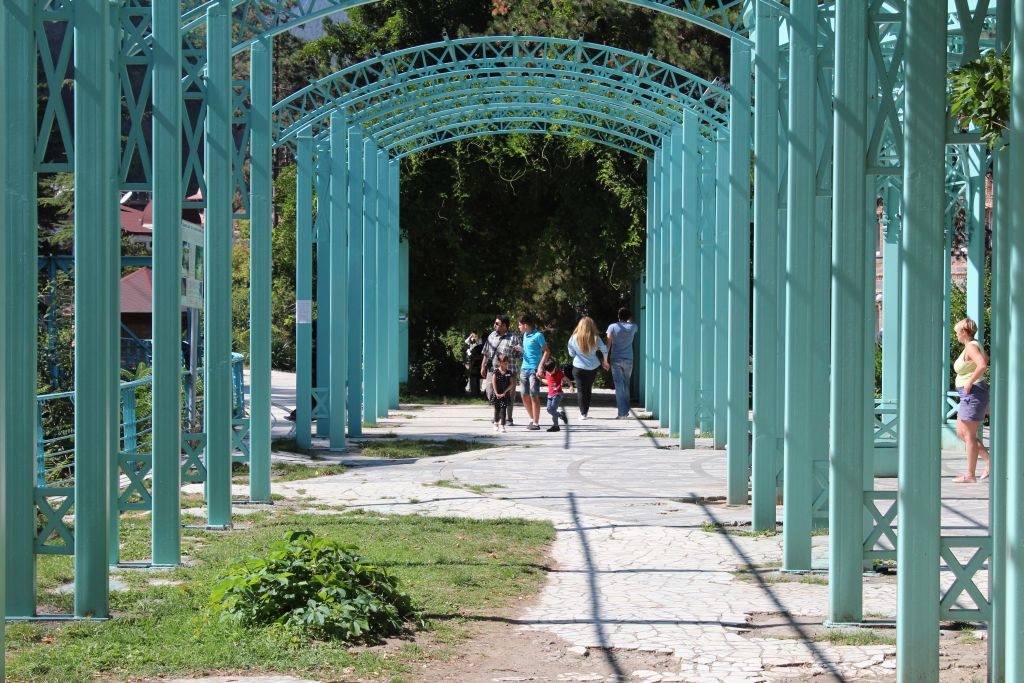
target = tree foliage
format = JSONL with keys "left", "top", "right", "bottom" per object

{"left": 949, "top": 49, "right": 1011, "bottom": 150}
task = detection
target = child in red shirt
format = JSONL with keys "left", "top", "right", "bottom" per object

{"left": 543, "top": 359, "right": 568, "bottom": 432}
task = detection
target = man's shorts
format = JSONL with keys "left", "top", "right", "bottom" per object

{"left": 520, "top": 370, "right": 542, "bottom": 397}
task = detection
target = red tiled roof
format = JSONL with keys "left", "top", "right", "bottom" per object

{"left": 120, "top": 205, "right": 152, "bottom": 235}
{"left": 120, "top": 267, "right": 153, "bottom": 313}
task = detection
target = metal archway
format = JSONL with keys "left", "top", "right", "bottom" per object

{"left": 7, "top": 3, "right": 1024, "bottom": 682}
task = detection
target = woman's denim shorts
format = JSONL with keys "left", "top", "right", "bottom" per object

{"left": 957, "top": 381, "right": 989, "bottom": 422}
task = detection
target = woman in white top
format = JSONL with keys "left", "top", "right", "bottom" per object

{"left": 567, "top": 316, "right": 608, "bottom": 419}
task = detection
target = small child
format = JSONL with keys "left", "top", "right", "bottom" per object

{"left": 490, "top": 354, "right": 514, "bottom": 432}
{"left": 544, "top": 359, "right": 568, "bottom": 432}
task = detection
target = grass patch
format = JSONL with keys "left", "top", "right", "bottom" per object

{"left": 270, "top": 437, "right": 314, "bottom": 455}
{"left": 819, "top": 629, "right": 896, "bottom": 646}
{"left": 232, "top": 462, "right": 348, "bottom": 484}
{"left": 701, "top": 521, "right": 780, "bottom": 538}
{"left": 357, "top": 439, "right": 495, "bottom": 460}
{"left": 642, "top": 430, "right": 668, "bottom": 438}
{"left": 399, "top": 393, "right": 486, "bottom": 406}
{"left": 6, "top": 509, "right": 554, "bottom": 683}
{"left": 431, "top": 480, "right": 507, "bottom": 495}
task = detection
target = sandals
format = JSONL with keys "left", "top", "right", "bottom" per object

{"left": 979, "top": 471, "right": 991, "bottom": 481}
{"left": 952, "top": 474, "right": 977, "bottom": 484}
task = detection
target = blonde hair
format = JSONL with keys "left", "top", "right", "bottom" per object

{"left": 955, "top": 317, "right": 978, "bottom": 339}
{"left": 573, "top": 316, "right": 599, "bottom": 355}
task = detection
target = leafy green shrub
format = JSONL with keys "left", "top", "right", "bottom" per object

{"left": 210, "top": 530, "right": 422, "bottom": 642}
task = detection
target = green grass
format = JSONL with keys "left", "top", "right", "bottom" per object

{"left": 399, "top": 393, "right": 487, "bottom": 406}
{"left": 701, "top": 521, "right": 780, "bottom": 538}
{"left": 270, "top": 437, "right": 314, "bottom": 455}
{"left": 818, "top": 629, "right": 896, "bottom": 646}
{"left": 430, "top": 480, "right": 507, "bottom": 495}
{"left": 232, "top": 462, "right": 348, "bottom": 484}
{"left": 6, "top": 509, "right": 555, "bottom": 683}
{"left": 357, "top": 439, "right": 495, "bottom": 459}
{"left": 642, "top": 430, "right": 668, "bottom": 438}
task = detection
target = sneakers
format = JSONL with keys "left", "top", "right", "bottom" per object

{"left": 579, "top": 413, "right": 588, "bottom": 420}
{"left": 546, "top": 425, "right": 561, "bottom": 432}
{"left": 507, "top": 418, "right": 514, "bottom": 426}
{"left": 493, "top": 424, "right": 500, "bottom": 433}
{"left": 559, "top": 410, "right": 568, "bottom": 424}
{"left": 527, "top": 423, "right": 541, "bottom": 431}
{"left": 500, "top": 424, "right": 507, "bottom": 433}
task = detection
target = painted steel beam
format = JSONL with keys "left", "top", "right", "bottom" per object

{"left": 346, "top": 128, "right": 364, "bottom": 438}
{"left": 680, "top": 116, "right": 700, "bottom": 448}
{"left": 4, "top": 0, "right": 38, "bottom": 621}
{"left": 896, "top": 1, "right": 947, "bottom": 677}
{"left": 782, "top": 0, "right": 818, "bottom": 572}
{"left": 727, "top": 40, "right": 753, "bottom": 506}
{"left": 751, "top": 0, "right": 782, "bottom": 532}
{"left": 73, "top": 0, "right": 115, "bottom": 617}
{"left": 295, "top": 129, "right": 314, "bottom": 450}
{"left": 150, "top": 0, "right": 183, "bottom": 565}
{"left": 247, "top": 36, "right": 273, "bottom": 503}
{"left": 329, "top": 114, "right": 351, "bottom": 451}
{"left": 203, "top": 0, "right": 234, "bottom": 530}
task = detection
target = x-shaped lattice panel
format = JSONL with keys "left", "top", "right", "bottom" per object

{"left": 863, "top": 491, "right": 898, "bottom": 561}
{"left": 34, "top": 486, "right": 75, "bottom": 555}
{"left": 118, "top": 452, "right": 153, "bottom": 511}
{"left": 181, "top": 431, "right": 207, "bottom": 483}
{"left": 940, "top": 536, "right": 992, "bottom": 621}
{"left": 232, "top": 418, "right": 251, "bottom": 463}
{"left": 312, "top": 387, "right": 330, "bottom": 420}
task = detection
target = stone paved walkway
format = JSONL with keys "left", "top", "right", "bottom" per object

{"left": 248, "top": 372, "right": 990, "bottom": 683}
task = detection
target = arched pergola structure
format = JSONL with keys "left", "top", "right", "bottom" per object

{"left": 5, "top": 2, "right": 1024, "bottom": 680}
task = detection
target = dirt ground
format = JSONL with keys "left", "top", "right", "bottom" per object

{"left": 386, "top": 609, "right": 989, "bottom": 683}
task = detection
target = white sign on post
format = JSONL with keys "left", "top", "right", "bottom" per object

{"left": 181, "top": 220, "right": 204, "bottom": 309}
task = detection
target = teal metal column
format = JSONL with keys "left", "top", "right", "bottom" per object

{"left": 399, "top": 238, "right": 409, "bottom": 383}
{"left": 329, "top": 115, "right": 351, "bottom": 450}
{"left": 657, "top": 145, "right": 670, "bottom": 426}
{"left": 880, "top": 183, "right": 901, "bottom": 405}
{"left": 363, "top": 138, "right": 379, "bottom": 426}
{"left": 346, "top": 128, "right": 364, "bottom": 437}
{"left": 713, "top": 136, "right": 729, "bottom": 450}
{"left": 751, "top": 1, "right": 781, "bottom": 531}
{"left": 315, "top": 144, "right": 330, "bottom": 437}
{"left": 680, "top": 115, "right": 700, "bottom": 449}
{"left": 991, "top": 144, "right": 1008, "bottom": 681}
{"left": 204, "top": 0, "right": 233, "bottom": 529}
{"left": 896, "top": 0, "right": 945, "bottom": 677}
{"left": 1004, "top": 3, "right": 1024, "bottom": 679}
{"left": 667, "top": 127, "right": 683, "bottom": 438}
{"left": 151, "top": 0, "right": 182, "bottom": 563}
{"left": 389, "top": 161, "right": 401, "bottom": 409}
{"left": 295, "top": 130, "right": 314, "bottom": 449}
{"left": 247, "top": 35, "right": 273, "bottom": 503}
{"left": 782, "top": 0, "right": 817, "bottom": 571}
{"left": 653, "top": 147, "right": 665, "bottom": 421}
{"left": 107, "top": 4, "right": 120, "bottom": 570}
{"left": 74, "top": 0, "right": 114, "bottom": 616}
{"left": 965, "top": 146, "right": 985, "bottom": 333}
{"left": 376, "top": 149, "right": 389, "bottom": 420}
{"left": 644, "top": 162, "right": 655, "bottom": 414}
{"left": 699, "top": 140, "right": 716, "bottom": 439}
{"left": 727, "top": 39, "right": 753, "bottom": 506}
{"left": 828, "top": 0, "right": 869, "bottom": 626}
{"left": 0, "top": 4, "right": 6, "bottom": 663}
{"left": 3, "top": 0, "right": 38, "bottom": 618}
{"left": 990, "top": 13, "right": 1010, "bottom": 677}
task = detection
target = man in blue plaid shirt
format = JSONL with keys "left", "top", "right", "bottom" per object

{"left": 480, "top": 314, "right": 522, "bottom": 425}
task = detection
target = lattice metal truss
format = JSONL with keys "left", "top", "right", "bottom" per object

{"left": 274, "top": 36, "right": 730, "bottom": 159}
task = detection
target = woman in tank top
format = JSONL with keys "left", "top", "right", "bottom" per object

{"left": 951, "top": 317, "right": 990, "bottom": 483}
